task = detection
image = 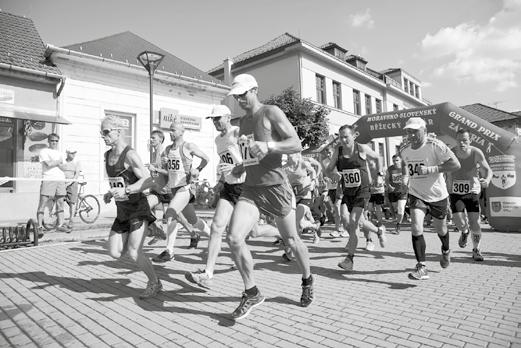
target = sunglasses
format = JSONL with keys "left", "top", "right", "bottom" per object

{"left": 49, "top": 139, "right": 59, "bottom": 143}
{"left": 100, "top": 129, "right": 119, "bottom": 136}
{"left": 233, "top": 90, "right": 250, "bottom": 100}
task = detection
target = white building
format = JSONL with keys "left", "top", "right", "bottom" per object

{"left": 209, "top": 34, "right": 430, "bottom": 166}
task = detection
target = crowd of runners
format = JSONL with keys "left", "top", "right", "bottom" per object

{"left": 101, "top": 74, "right": 492, "bottom": 320}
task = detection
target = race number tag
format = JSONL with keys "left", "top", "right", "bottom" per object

{"left": 108, "top": 177, "right": 128, "bottom": 201}
{"left": 452, "top": 180, "right": 471, "bottom": 194}
{"left": 219, "top": 149, "right": 236, "bottom": 165}
{"left": 407, "top": 160, "right": 426, "bottom": 177}
{"left": 238, "top": 134, "right": 259, "bottom": 167}
{"left": 391, "top": 173, "right": 402, "bottom": 184}
{"left": 341, "top": 169, "right": 361, "bottom": 188}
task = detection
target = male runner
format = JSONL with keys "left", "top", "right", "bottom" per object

{"left": 185, "top": 105, "right": 279, "bottom": 289}
{"left": 152, "top": 121, "right": 210, "bottom": 263}
{"left": 386, "top": 154, "right": 408, "bottom": 234}
{"left": 447, "top": 129, "right": 492, "bottom": 261}
{"left": 399, "top": 117, "right": 460, "bottom": 280}
{"left": 101, "top": 115, "right": 161, "bottom": 299}
{"left": 226, "top": 74, "right": 314, "bottom": 320}
{"left": 326, "top": 125, "right": 386, "bottom": 271}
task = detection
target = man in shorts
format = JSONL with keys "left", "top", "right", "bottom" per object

{"left": 36, "top": 133, "right": 70, "bottom": 236}
{"left": 326, "top": 125, "right": 386, "bottom": 271}
{"left": 399, "top": 117, "right": 460, "bottom": 280}
{"left": 226, "top": 74, "right": 314, "bottom": 320}
{"left": 386, "top": 154, "right": 408, "bottom": 234}
{"left": 151, "top": 121, "right": 210, "bottom": 263}
{"left": 185, "top": 105, "right": 279, "bottom": 289}
{"left": 447, "top": 129, "right": 492, "bottom": 261}
{"left": 60, "top": 148, "right": 82, "bottom": 229}
{"left": 101, "top": 115, "right": 161, "bottom": 299}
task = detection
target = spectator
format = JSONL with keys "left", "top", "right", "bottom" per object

{"left": 60, "top": 148, "right": 82, "bottom": 229}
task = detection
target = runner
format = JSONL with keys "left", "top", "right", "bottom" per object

{"left": 226, "top": 74, "right": 314, "bottom": 320}
{"left": 326, "top": 125, "right": 387, "bottom": 271}
{"left": 151, "top": 121, "right": 211, "bottom": 263}
{"left": 386, "top": 154, "right": 408, "bottom": 234}
{"left": 367, "top": 164, "right": 386, "bottom": 228}
{"left": 446, "top": 129, "right": 492, "bottom": 261}
{"left": 320, "top": 146, "right": 345, "bottom": 238}
{"left": 185, "top": 105, "right": 279, "bottom": 289}
{"left": 101, "top": 115, "right": 161, "bottom": 299}
{"left": 399, "top": 117, "right": 460, "bottom": 280}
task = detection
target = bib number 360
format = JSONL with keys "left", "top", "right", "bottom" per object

{"left": 341, "top": 169, "right": 361, "bottom": 188}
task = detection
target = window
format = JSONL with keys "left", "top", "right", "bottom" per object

{"left": 365, "top": 94, "right": 372, "bottom": 115}
{"left": 353, "top": 89, "right": 361, "bottom": 115}
{"left": 0, "top": 117, "right": 15, "bottom": 189}
{"left": 409, "top": 81, "right": 414, "bottom": 95}
{"left": 375, "top": 99, "right": 382, "bottom": 113}
{"left": 393, "top": 104, "right": 399, "bottom": 111}
{"left": 105, "top": 110, "right": 136, "bottom": 148}
{"left": 378, "top": 143, "right": 385, "bottom": 159}
{"left": 333, "top": 81, "right": 342, "bottom": 109}
{"left": 415, "top": 85, "right": 420, "bottom": 98}
{"left": 316, "top": 74, "right": 326, "bottom": 104}
{"left": 403, "top": 78, "right": 409, "bottom": 93}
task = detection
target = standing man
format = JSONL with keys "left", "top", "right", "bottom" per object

{"left": 101, "top": 115, "right": 161, "bottom": 299}
{"left": 36, "top": 133, "right": 70, "bottom": 236}
{"left": 60, "top": 148, "right": 82, "bottom": 230}
{"left": 447, "top": 129, "right": 492, "bottom": 261}
{"left": 226, "top": 74, "right": 314, "bottom": 320}
{"left": 326, "top": 125, "right": 386, "bottom": 271}
{"left": 399, "top": 117, "right": 460, "bottom": 280}
{"left": 152, "top": 121, "right": 210, "bottom": 263}
{"left": 386, "top": 154, "right": 408, "bottom": 234}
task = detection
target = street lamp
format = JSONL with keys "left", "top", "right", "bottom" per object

{"left": 137, "top": 50, "right": 164, "bottom": 161}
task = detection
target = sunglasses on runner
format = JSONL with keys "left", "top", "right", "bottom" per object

{"left": 100, "top": 129, "right": 119, "bottom": 136}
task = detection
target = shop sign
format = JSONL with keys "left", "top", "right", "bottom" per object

{"left": 160, "top": 108, "right": 201, "bottom": 131}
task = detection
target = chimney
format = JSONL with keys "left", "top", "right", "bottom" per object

{"left": 223, "top": 57, "right": 234, "bottom": 85}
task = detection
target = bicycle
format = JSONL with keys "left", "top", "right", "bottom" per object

{"left": 42, "top": 179, "right": 100, "bottom": 230}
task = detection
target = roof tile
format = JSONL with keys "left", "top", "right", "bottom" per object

{"left": 461, "top": 103, "right": 521, "bottom": 123}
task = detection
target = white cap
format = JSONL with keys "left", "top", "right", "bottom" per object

{"left": 206, "top": 105, "right": 232, "bottom": 119}
{"left": 227, "top": 74, "right": 258, "bottom": 96}
{"left": 404, "top": 117, "right": 427, "bottom": 130}
{"left": 66, "top": 148, "right": 77, "bottom": 153}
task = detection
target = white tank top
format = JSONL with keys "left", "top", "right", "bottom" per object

{"left": 165, "top": 143, "right": 192, "bottom": 188}
{"left": 215, "top": 126, "right": 245, "bottom": 184}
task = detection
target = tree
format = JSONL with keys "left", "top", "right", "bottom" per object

{"left": 263, "top": 87, "right": 330, "bottom": 150}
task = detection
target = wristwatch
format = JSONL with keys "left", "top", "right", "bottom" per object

{"left": 125, "top": 187, "right": 131, "bottom": 195}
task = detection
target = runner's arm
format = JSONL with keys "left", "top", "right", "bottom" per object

{"left": 476, "top": 149, "right": 493, "bottom": 186}
{"left": 265, "top": 105, "right": 302, "bottom": 154}
{"left": 188, "top": 143, "right": 209, "bottom": 173}
{"left": 325, "top": 146, "right": 339, "bottom": 174}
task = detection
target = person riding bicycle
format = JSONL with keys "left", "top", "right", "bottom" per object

{"left": 60, "top": 148, "right": 82, "bottom": 229}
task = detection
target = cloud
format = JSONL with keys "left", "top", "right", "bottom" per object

{"left": 348, "top": 9, "right": 374, "bottom": 29}
{"left": 420, "top": 0, "right": 521, "bottom": 92}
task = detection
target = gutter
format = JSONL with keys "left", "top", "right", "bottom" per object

{"left": 46, "top": 44, "right": 230, "bottom": 91}
{"left": 0, "top": 62, "right": 63, "bottom": 81}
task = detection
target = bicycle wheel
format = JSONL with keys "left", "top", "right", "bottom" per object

{"left": 78, "top": 194, "right": 100, "bottom": 224}
{"left": 42, "top": 201, "right": 58, "bottom": 230}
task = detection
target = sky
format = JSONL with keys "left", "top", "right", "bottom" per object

{"left": 2, "top": 0, "right": 521, "bottom": 112}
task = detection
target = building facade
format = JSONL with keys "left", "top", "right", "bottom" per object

{"left": 209, "top": 34, "right": 430, "bottom": 167}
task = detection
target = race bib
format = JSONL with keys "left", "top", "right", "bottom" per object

{"left": 238, "top": 134, "right": 259, "bottom": 167}
{"left": 219, "top": 149, "right": 236, "bottom": 165}
{"left": 108, "top": 177, "right": 128, "bottom": 201}
{"left": 341, "top": 169, "right": 361, "bottom": 188}
{"left": 452, "top": 180, "right": 471, "bottom": 194}
{"left": 407, "top": 160, "right": 426, "bottom": 177}
{"left": 391, "top": 172, "right": 402, "bottom": 184}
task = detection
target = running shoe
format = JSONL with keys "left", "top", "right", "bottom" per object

{"left": 408, "top": 263, "right": 429, "bottom": 280}
{"left": 440, "top": 248, "right": 451, "bottom": 268}
{"left": 189, "top": 233, "right": 201, "bottom": 249}
{"left": 56, "top": 225, "right": 72, "bottom": 233}
{"left": 313, "top": 230, "right": 320, "bottom": 244}
{"left": 339, "top": 229, "right": 349, "bottom": 238}
{"left": 300, "top": 279, "right": 314, "bottom": 307}
{"left": 338, "top": 255, "right": 354, "bottom": 271}
{"left": 365, "top": 239, "right": 375, "bottom": 251}
{"left": 458, "top": 232, "right": 469, "bottom": 248}
{"left": 330, "top": 230, "right": 340, "bottom": 238}
{"left": 472, "top": 248, "right": 484, "bottom": 262}
{"left": 185, "top": 269, "right": 213, "bottom": 289}
{"left": 232, "top": 291, "right": 265, "bottom": 320}
{"left": 377, "top": 226, "right": 387, "bottom": 248}
{"left": 272, "top": 237, "right": 283, "bottom": 246}
{"left": 393, "top": 223, "right": 401, "bottom": 235}
{"left": 152, "top": 250, "right": 174, "bottom": 263}
{"left": 147, "top": 236, "right": 161, "bottom": 246}
{"left": 139, "top": 280, "right": 163, "bottom": 299}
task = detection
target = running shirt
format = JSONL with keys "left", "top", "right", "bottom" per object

{"left": 215, "top": 126, "right": 245, "bottom": 185}
{"left": 239, "top": 106, "right": 286, "bottom": 187}
{"left": 447, "top": 146, "right": 481, "bottom": 195}
{"left": 387, "top": 164, "right": 403, "bottom": 192}
{"left": 150, "top": 144, "right": 170, "bottom": 195}
{"left": 400, "top": 138, "right": 453, "bottom": 202}
{"left": 105, "top": 146, "right": 139, "bottom": 202}
{"left": 336, "top": 143, "right": 371, "bottom": 196}
{"left": 285, "top": 158, "right": 313, "bottom": 199}
{"left": 164, "top": 142, "right": 193, "bottom": 189}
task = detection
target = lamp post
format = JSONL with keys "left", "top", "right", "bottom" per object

{"left": 137, "top": 50, "right": 164, "bottom": 161}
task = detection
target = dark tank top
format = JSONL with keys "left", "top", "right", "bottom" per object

{"left": 105, "top": 146, "right": 141, "bottom": 203}
{"left": 239, "top": 106, "right": 286, "bottom": 187}
{"left": 336, "top": 143, "right": 370, "bottom": 195}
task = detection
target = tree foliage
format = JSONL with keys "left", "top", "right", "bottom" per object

{"left": 263, "top": 87, "right": 330, "bottom": 149}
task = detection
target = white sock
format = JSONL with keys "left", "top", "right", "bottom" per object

{"left": 194, "top": 218, "right": 210, "bottom": 236}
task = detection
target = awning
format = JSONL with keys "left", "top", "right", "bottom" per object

{"left": 0, "top": 105, "right": 71, "bottom": 125}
